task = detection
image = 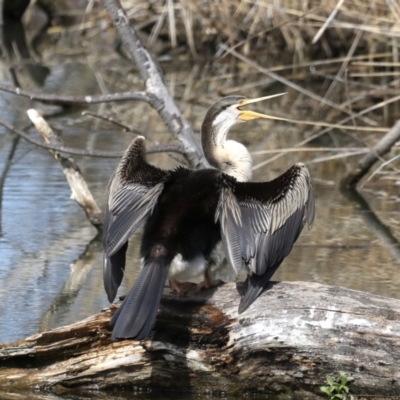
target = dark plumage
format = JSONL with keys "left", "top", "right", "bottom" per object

{"left": 103, "top": 95, "right": 315, "bottom": 340}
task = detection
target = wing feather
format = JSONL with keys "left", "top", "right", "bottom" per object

{"left": 217, "top": 188, "right": 243, "bottom": 273}
{"left": 216, "top": 163, "right": 314, "bottom": 312}
{"left": 103, "top": 137, "right": 168, "bottom": 302}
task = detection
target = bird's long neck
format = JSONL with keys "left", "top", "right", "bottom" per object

{"left": 201, "top": 119, "right": 252, "bottom": 182}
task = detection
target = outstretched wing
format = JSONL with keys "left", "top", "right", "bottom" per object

{"left": 217, "top": 163, "right": 315, "bottom": 312}
{"left": 103, "top": 136, "right": 168, "bottom": 302}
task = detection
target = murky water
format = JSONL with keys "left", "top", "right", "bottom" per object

{"left": 1, "top": 12, "right": 400, "bottom": 400}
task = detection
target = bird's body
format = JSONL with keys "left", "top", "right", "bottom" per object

{"left": 141, "top": 167, "right": 223, "bottom": 281}
{"left": 103, "top": 94, "right": 315, "bottom": 340}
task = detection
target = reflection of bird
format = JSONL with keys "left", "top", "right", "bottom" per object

{"left": 103, "top": 95, "right": 315, "bottom": 340}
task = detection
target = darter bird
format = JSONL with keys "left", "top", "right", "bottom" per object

{"left": 103, "top": 94, "right": 315, "bottom": 340}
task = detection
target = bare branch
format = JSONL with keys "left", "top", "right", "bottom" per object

{"left": 81, "top": 111, "right": 146, "bottom": 136}
{"left": 0, "top": 82, "right": 151, "bottom": 105}
{"left": 27, "top": 109, "right": 104, "bottom": 228}
{"left": 101, "top": 0, "right": 207, "bottom": 169}
{"left": 0, "top": 116, "right": 185, "bottom": 158}
{"left": 341, "top": 119, "right": 400, "bottom": 188}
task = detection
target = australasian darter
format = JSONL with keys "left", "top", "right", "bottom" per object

{"left": 103, "top": 95, "right": 315, "bottom": 340}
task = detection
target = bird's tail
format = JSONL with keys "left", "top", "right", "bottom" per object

{"left": 110, "top": 256, "right": 170, "bottom": 340}
{"left": 238, "top": 265, "right": 279, "bottom": 314}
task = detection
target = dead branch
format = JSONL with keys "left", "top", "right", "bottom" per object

{"left": 81, "top": 110, "right": 146, "bottom": 136}
{"left": 341, "top": 119, "right": 400, "bottom": 188}
{"left": 0, "top": 83, "right": 152, "bottom": 105}
{"left": 101, "top": 0, "right": 207, "bottom": 169}
{"left": 0, "top": 116, "right": 185, "bottom": 158}
{"left": 1, "top": 281, "right": 400, "bottom": 398}
{"left": 27, "top": 109, "right": 104, "bottom": 228}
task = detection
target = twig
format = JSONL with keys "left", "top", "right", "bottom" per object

{"left": 0, "top": 116, "right": 185, "bottom": 158}
{"left": 27, "top": 109, "right": 104, "bottom": 228}
{"left": 361, "top": 154, "right": 400, "bottom": 187}
{"left": 276, "top": 119, "right": 387, "bottom": 132}
{"left": 341, "top": 119, "right": 400, "bottom": 188}
{"left": 307, "top": 150, "right": 368, "bottom": 164}
{"left": 0, "top": 83, "right": 152, "bottom": 105}
{"left": 320, "top": 27, "right": 363, "bottom": 106}
{"left": 101, "top": 0, "right": 207, "bottom": 169}
{"left": 81, "top": 110, "right": 146, "bottom": 136}
{"left": 312, "top": 0, "right": 345, "bottom": 44}
{"left": 251, "top": 147, "right": 370, "bottom": 155}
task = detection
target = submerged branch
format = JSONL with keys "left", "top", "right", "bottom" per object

{"left": 341, "top": 119, "right": 400, "bottom": 188}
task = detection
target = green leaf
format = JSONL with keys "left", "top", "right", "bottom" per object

{"left": 339, "top": 372, "right": 348, "bottom": 384}
{"left": 320, "top": 386, "right": 332, "bottom": 396}
{"left": 326, "top": 375, "right": 335, "bottom": 385}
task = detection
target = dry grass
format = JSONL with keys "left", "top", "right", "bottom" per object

{"left": 119, "top": 0, "right": 400, "bottom": 59}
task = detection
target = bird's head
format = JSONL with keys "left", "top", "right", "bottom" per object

{"left": 201, "top": 93, "right": 287, "bottom": 182}
{"left": 203, "top": 93, "right": 287, "bottom": 132}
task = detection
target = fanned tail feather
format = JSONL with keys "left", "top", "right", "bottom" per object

{"left": 110, "top": 256, "right": 170, "bottom": 340}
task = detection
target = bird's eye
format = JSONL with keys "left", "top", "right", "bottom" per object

{"left": 236, "top": 99, "right": 250, "bottom": 111}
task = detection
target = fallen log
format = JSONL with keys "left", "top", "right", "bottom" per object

{"left": 1, "top": 281, "right": 400, "bottom": 399}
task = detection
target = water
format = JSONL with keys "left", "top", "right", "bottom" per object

{"left": 1, "top": 11, "right": 400, "bottom": 400}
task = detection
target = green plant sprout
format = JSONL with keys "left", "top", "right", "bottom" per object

{"left": 320, "top": 372, "right": 354, "bottom": 400}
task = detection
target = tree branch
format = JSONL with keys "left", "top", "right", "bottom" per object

{"left": 101, "top": 0, "right": 207, "bottom": 169}
{"left": 341, "top": 119, "right": 400, "bottom": 188}
{"left": 81, "top": 110, "right": 146, "bottom": 136}
{"left": 0, "top": 83, "right": 152, "bottom": 105}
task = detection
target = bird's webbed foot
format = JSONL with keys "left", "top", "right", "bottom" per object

{"left": 169, "top": 279, "right": 197, "bottom": 294}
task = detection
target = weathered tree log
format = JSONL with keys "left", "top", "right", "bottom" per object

{"left": 1, "top": 281, "right": 400, "bottom": 398}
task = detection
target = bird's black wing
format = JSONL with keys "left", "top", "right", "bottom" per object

{"left": 217, "top": 163, "right": 315, "bottom": 312}
{"left": 103, "top": 136, "right": 168, "bottom": 302}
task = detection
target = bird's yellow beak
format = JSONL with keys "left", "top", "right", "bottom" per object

{"left": 237, "top": 93, "right": 287, "bottom": 122}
